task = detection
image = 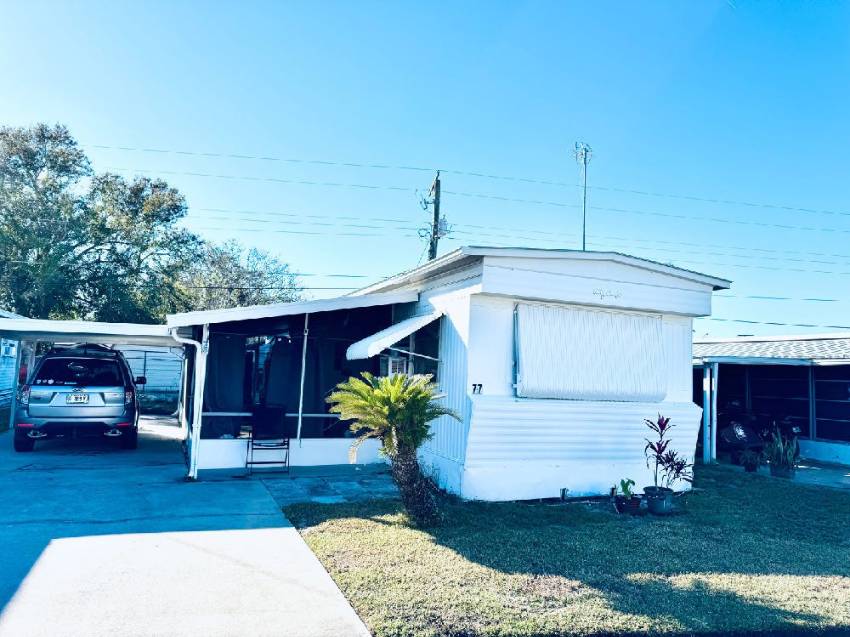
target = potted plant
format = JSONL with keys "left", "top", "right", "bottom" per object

{"left": 643, "top": 415, "right": 694, "bottom": 515}
{"left": 763, "top": 428, "right": 799, "bottom": 479}
{"left": 612, "top": 478, "right": 641, "bottom": 514}
{"left": 739, "top": 449, "right": 762, "bottom": 473}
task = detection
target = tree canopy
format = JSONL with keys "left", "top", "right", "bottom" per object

{"left": 0, "top": 124, "right": 300, "bottom": 322}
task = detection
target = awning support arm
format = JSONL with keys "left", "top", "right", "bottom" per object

{"left": 386, "top": 347, "right": 439, "bottom": 362}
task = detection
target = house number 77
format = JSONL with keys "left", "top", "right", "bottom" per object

{"left": 471, "top": 384, "right": 483, "bottom": 394}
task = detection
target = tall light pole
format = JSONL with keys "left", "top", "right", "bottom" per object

{"left": 574, "top": 142, "right": 592, "bottom": 251}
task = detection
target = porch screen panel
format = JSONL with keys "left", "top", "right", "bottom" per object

{"left": 516, "top": 303, "right": 665, "bottom": 402}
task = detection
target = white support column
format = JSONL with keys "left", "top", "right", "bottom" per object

{"left": 702, "top": 364, "right": 712, "bottom": 464}
{"left": 7, "top": 340, "right": 23, "bottom": 431}
{"left": 296, "top": 313, "right": 310, "bottom": 445}
{"left": 710, "top": 362, "right": 719, "bottom": 462}
{"left": 178, "top": 349, "right": 190, "bottom": 437}
{"left": 187, "top": 324, "right": 210, "bottom": 480}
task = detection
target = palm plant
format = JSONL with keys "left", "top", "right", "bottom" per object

{"left": 327, "top": 372, "right": 459, "bottom": 526}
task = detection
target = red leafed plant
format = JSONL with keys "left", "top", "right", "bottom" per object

{"left": 644, "top": 415, "right": 693, "bottom": 489}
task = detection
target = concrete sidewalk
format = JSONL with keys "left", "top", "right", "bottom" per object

{"left": 0, "top": 419, "right": 370, "bottom": 637}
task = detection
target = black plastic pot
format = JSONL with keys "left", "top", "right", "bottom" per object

{"left": 643, "top": 486, "right": 674, "bottom": 515}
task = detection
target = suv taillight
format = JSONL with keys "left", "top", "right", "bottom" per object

{"left": 18, "top": 385, "right": 30, "bottom": 406}
{"left": 125, "top": 390, "right": 134, "bottom": 404}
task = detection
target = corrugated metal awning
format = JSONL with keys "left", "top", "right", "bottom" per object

{"left": 346, "top": 312, "right": 442, "bottom": 360}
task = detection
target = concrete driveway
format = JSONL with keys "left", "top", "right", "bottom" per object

{"left": 0, "top": 417, "right": 370, "bottom": 637}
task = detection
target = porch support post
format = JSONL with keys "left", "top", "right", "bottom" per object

{"left": 7, "top": 339, "right": 23, "bottom": 431}
{"left": 702, "top": 363, "right": 712, "bottom": 464}
{"left": 808, "top": 365, "right": 817, "bottom": 440}
{"left": 710, "top": 362, "right": 719, "bottom": 462}
{"left": 186, "top": 324, "right": 209, "bottom": 480}
{"left": 296, "top": 313, "right": 310, "bottom": 445}
{"left": 178, "top": 348, "right": 190, "bottom": 436}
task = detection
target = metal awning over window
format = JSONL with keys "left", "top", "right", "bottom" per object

{"left": 346, "top": 312, "right": 442, "bottom": 360}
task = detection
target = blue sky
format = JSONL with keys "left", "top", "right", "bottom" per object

{"left": 1, "top": 1, "right": 849, "bottom": 337}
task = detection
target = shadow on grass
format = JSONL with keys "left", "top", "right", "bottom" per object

{"left": 287, "top": 464, "right": 850, "bottom": 636}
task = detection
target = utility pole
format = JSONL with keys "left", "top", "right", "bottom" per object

{"left": 574, "top": 142, "right": 592, "bottom": 251}
{"left": 428, "top": 171, "right": 441, "bottom": 260}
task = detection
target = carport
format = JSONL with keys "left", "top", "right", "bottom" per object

{"left": 0, "top": 292, "right": 419, "bottom": 480}
{"left": 0, "top": 317, "right": 375, "bottom": 636}
{"left": 0, "top": 318, "right": 195, "bottom": 469}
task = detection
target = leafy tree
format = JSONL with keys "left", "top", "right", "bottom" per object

{"left": 0, "top": 124, "right": 300, "bottom": 321}
{"left": 0, "top": 124, "right": 90, "bottom": 318}
{"left": 176, "top": 240, "right": 300, "bottom": 311}
{"left": 327, "top": 373, "right": 459, "bottom": 526}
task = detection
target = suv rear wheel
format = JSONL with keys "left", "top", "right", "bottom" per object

{"left": 13, "top": 433, "right": 35, "bottom": 452}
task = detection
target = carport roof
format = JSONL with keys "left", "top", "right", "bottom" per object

{"left": 694, "top": 333, "right": 850, "bottom": 364}
{"left": 0, "top": 318, "right": 182, "bottom": 346}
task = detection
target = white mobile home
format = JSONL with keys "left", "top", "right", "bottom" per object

{"left": 166, "top": 246, "right": 729, "bottom": 500}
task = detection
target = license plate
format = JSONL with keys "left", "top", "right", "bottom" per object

{"left": 66, "top": 393, "right": 89, "bottom": 404}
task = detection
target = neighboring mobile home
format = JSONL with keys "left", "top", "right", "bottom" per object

{"left": 168, "top": 246, "right": 730, "bottom": 499}
{"left": 694, "top": 333, "right": 850, "bottom": 467}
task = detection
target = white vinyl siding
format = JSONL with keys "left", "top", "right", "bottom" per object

{"left": 515, "top": 303, "right": 665, "bottom": 402}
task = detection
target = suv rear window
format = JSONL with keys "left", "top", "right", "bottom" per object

{"left": 34, "top": 358, "right": 123, "bottom": 386}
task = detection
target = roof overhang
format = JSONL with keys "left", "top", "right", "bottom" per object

{"left": 353, "top": 246, "right": 731, "bottom": 295}
{"left": 346, "top": 311, "right": 443, "bottom": 360}
{"left": 693, "top": 356, "right": 850, "bottom": 367}
{"left": 0, "top": 318, "right": 182, "bottom": 347}
{"left": 693, "top": 356, "right": 814, "bottom": 367}
{"left": 166, "top": 291, "right": 419, "bottom": 328}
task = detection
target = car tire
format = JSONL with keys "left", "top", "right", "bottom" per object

{"left": 13, "top": 434, "right": 35, "bottom": 452}
{"left": 121, "top": 427, "right": 138, "bottom": 450}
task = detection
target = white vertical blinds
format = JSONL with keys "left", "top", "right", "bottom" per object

{"left": 515, "top": 303, "right": 665, "bottom": 402}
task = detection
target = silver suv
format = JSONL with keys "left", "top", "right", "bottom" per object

{"left": 13, "top": 344, "right": 145, "bottom": 452}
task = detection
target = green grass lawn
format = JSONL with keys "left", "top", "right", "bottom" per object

{"left": 286, "top": 465, "right": 850, "bottom": 637}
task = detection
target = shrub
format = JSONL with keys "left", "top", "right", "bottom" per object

{"left": 327, "top": 373, "right": 459, "bottom": 526}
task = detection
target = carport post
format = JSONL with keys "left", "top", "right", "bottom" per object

{"left": 701, "top": 363, "right": 712, "bottom": 464}
{"left": 710, "top": 362, "right": 719, "bottom": 462}
{"left": 178, "top": 351, "right": 190, "bottom": 435}
{"left": 6, "top": 340, "right": 23, "bottom": 431}
{"left": 188, "top": 324, "right": 210, "bottom": 479}
{"left": 170, "top": 324, "right": 209, "bottom": 480}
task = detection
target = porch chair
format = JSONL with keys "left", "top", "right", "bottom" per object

{"left": 246, "top": 406, "right": 290, "bottom": 474}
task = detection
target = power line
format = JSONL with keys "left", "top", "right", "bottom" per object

{"left": 22, "top": 202, "right": 850, "bottom": 264}
{"left": 188, "top": 205, "right": 850, "bottom": 263}
{"left": 105, "top": 164, "right": 850, "bottom": 237}
{"left": 703, "top": 317, "right": 850, "bottom": 330}
{"left": 13, "top": 204, "right": 850, "bottom": 277}
{"left": 714, "top": 294, "right": 841, "bottom": 303}
{"left": 87, "top": 142, "right": 850, "bottom": 218}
